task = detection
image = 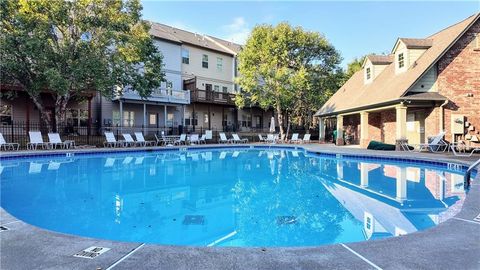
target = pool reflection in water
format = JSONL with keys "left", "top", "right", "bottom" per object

{"left": 0, "top": 148, "right": 466, "bottom": 247}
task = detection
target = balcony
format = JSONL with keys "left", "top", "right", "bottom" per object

{"left": 190, "top": 89, "right": 236, "bottom": 106}
{"left": 115, "top": 88, "right": 190, "bottom": 105}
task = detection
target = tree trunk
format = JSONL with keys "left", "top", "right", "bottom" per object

{"left": 275, "top": 103, "right": 285, "bottom": 137}
{"left": 30, "top": 95, "right": 53, "bottom": 132}
{"left": 55, "top": 95, "right": 69, "bottom": 133}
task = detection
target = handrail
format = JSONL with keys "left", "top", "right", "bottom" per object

{"left": 464, "top": 158, "right": 480, "bottom": 189}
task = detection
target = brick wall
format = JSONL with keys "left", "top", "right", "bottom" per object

{"left": 437, "top": 20, "right": 480, "bottom": 143}
{"left": 366, "top": 109, "right": 396, "bottom": 144}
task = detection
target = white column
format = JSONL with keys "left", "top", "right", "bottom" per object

{"left": 164, "top": 105, "right": 167, "bottom": 128}
{"left": 319, "top": 118, "right": 325, "bottom": 142}
{"left": 360, "top": 111, "right": 369, "bottom": 147}
{"left": 336, "top": 115, "right": 344, "bottom": 145}
{"left": 395, "top": 104, "right": 407, "bottom": 140}
{"left": 143, "top": 103, "right": 147, "bottom": 134}
{"left": 119, "top": 100, "right": 123, "bottom": 133}
{"left": 360, "top": 163, "right": 369, "bottom": 187}
{"left": 396, "top": 167, "right": 407, "bottom": 201}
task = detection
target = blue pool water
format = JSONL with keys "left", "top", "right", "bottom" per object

{"left": 0, "top": 147, "right": 468, "bottom": 247}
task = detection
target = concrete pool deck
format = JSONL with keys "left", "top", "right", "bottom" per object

{"left": 1, "top": 143, "right": 479, "bottom": 270}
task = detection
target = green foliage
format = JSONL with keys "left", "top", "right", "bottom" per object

{"left": 344, "top": 56, "right": 366, "bottom": 80}
{"left": 236, "top": 22, "right": 343, "bottom": 133}
{"left": 0, "top": 0, "right": 164, "bottom": 128}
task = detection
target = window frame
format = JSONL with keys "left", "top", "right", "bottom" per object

{"left": 398, "top": 53, "right": 405, "bottom": 69}
{"left": 202, "top": 54, "right": 209, "bottom": 68}
{"left": 366, "top": 67, "right": 371, "bottom": 80}
{"left": 182, "top": 48, "right": 190, "bottom": 64}
{"left": 216, "top": 57, "right": 223, "bottom": 71}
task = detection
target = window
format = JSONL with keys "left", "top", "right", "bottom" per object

{"left": 216, "top": 57, "right": 223, "bottom": 71}
{"left": 223, "top": 113, "right": 228, "bottom": 127}
{"left": 202, "top": 54, "right": 208, "bottom": 68}
{"left": 167, "top": 113, "right": 174, "bottom": 127}
{"left": 123, "top": 111, "right": 135, "bottom": 127}
{"left": 66, "top": 109, "right": 88, "bottom": 127}
{"left": 366, "top": 67, "right": 371, "bottom": 80}
{"left": 113, "top": 111, "right": 120, "bottom": 126}
{"left": 222, "top": 86, "right": 228, "bottom": 93}
{"left": 182, "top": 49, "right": 189, "bottom": 64}
{"left": 204, "top": 113, "right": 209, "bottom": 124}
{"left": 149, "top": 113, "right": 157, "bottom": 125}
{"left": 398, "top": 53, "right": 405, "bottom": 68}
{"left": 214, "top": 85, "right": 220, "bottom": 92}
{"left": 166, "top": 81, "right": 173, "bottom": 89}
{"left": 0, "top": 104, "right": 12, "bottom": 125}
{"left": 366, "top": 217, "right": 371, "bottom": 230}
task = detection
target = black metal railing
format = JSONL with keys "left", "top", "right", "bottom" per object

{"left": 0, "top": 121, "right": 318, "bottom": 149}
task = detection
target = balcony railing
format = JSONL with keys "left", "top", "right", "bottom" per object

{"left": 191, "top": 89, "right": 236, "bottom": 105}
{"left": 115, "top": 88, "right": 190, "bottom": 104}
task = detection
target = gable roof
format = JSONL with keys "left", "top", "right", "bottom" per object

{"left": 315, "top": 13, "right": 479, "bottom": 117}
{"left": 148, "top": 21, "right": 242, "bottom": 56}
{"left": 364, "top": 54, "right": 394, "bottom": 66}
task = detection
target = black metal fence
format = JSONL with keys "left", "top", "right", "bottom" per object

{"left": 0, "top": 121, "right": 318, "bottom": 149}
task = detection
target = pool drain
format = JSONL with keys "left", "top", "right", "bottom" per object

{"left": 183, "top": 215, "right": 205, "bottom": 225}
{"left": 74, "top": 246, "right": 110, "bottom": 259}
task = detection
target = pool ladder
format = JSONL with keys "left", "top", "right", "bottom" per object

{"left": 464, "top": 158, "right": 480, "bottom": 189}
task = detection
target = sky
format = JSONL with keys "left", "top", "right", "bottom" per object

{"left": 141, "top": 1, "right": 480, "bottom": 67}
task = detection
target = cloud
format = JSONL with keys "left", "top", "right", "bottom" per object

{"left": 221, "top": 17, "right": 251, "bottom": 44}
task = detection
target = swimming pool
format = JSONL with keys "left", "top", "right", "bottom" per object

{"left": 0, "top": 147, "right": 470, "bottom": 247}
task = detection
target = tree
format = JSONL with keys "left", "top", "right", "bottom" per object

{"left": 0, "top": 0, "right": 164, "bottom": 130}
{"left": 344, "top": 56, "right": 366, "bottom": 80}
{"left": 236, "top": 22, "right": 342, "bottom": 136}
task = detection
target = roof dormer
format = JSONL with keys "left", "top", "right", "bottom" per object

{"left": 362, "top": 54, "right": 393, "bottom": 84}
{"left": 392, "top": 38, "right": 432, "bottom": 74}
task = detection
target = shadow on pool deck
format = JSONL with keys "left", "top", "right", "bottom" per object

{"left": 1, "top": 143, "right": 479, "bottom": 270}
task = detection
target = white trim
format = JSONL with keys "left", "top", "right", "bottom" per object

{"left": 341, "top": 244, "right": 383, "bottom": 270}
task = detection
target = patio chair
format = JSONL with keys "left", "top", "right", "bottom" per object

{"left": 205, "top": 130, "right": 213, "bottom": 140}
{"left": 174, "top": 134, "right": 187, "bottom": 145}
{"left": 134, "top": 132, "right": 156, "bottom": 147}
{"left": 219, "top": 133, "right": 231, "bottom": 144}
{"left": 104, "top": 132, "right": 124, "bottom": 148}
{"left": 401, "top": 131, "right": 448, "bottom": 152}
{"left": 301, "top": 134, "right": 311, "bottom": 144}
{"left": 0, "top": 133, "right": 19, "bottom": 151}
{"left": 48, "top": 133, "right": 75, "bottom": 149}
{"left": 258, "top": 134, "right": 266, "bottom": 143}
{"left": 122, "top": 134, "right": 138, "bottom": 147}
{"left": 232, "top": 134, "right": 248, "bottom": 144}
{"left": 266, "top": 134, "right": 276, "bottom": 144}
{"left": 27, "top": 131, "right": 50, "bottom": 150}
{"left": 199, "top": 134, "right": 207, "bottom": 144}
{"left": 450, "top": 142, "right": 480, "bottom": 157}
{"left": 190, "top": 134, "right": 200, "bottom": 145}
{"left": 289, "top": 133, "right": 301, "bottom": 144}
{"left": 155, "top": 133, "right": 167, "bottom": 146}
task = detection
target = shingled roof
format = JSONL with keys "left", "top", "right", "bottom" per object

{"left": 315, "top": 13, "right": 479, "bottom": 117}
{"left": 148, "top": 21, "right": 242, "bottom": 56}
{"left": 365, "top": 54, "right": 394, "bottom": 65}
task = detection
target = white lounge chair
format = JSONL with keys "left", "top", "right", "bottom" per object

{"left": 28, "top": 162, "right": 43, "bottom": 174}
{"left": 48, "top": 133, "right": 75, "bottom": 149}
{"left": 290, "top": 133, "right": 301, "bottom": 144}
{"left": 232, "top": 134, "right": 248, "bottom": 144}
{"left": 266, "top": 134, "right": 276, "bottom": 144}
{"left": 190, "top": 134, "right": 200, "bottom": 145}
{"left": 301, "top": 134, "right": 311, "bottom": 144}
{"left": 27, "top": 131, "right": 50, "bottom": 150}
{"left": 155, "top": 133, "right": 167, "bottom": 146}
{"left": 258, "top": 134, "right": 266, "bottom": 143}
{"left": 219, "top": 133, "right": 231, "bottom": 144}
{"left": 0, "top": 133, "right": 19, "bottom": 151}
{"left": 134, "top": 132, "right": 156, "bottom": 147}
{"left": 174, "top": 134, "right": 187, "bottom": 145}
{"left": 104, "top": 132, "right": 124, "bottom": 148}
{"left": 401, "top": 131, "right": 448, "bottom": 152}
{"left": 232, "top": 151, "right": 240, "bottom": 157}
{"left": 199, "top": 134, "right": 207, "bottom": 144}
{"left": 450, "top": 142, "right": 480, "bottom": 157}
{"left": 205, "top": 130, "right": 213, "bottom": 140}
{"left": 122, "top": 134, "right": 139, "bottom": 147}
